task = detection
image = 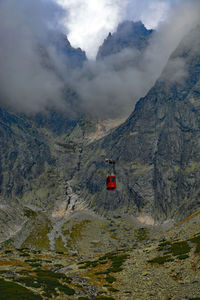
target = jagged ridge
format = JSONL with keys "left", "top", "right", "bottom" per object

{"left": 76, "top": 25, "right": 200, "bottom": 221}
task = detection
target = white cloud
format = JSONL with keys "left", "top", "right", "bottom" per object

{"left": 138, "top": 1, "right": 170, "bottom": 28}
{"left": 68, "top": 0, "right": 200, "bottom": 119}
{"left": 55, "top": 0, "right": 181, "bottom": 58}
{"left": 1, "top": 0, "right": 199, "bottom": 117}
{"left": 56, "top": 0, "right": 128, "bottom": 59}
{"left": 125, "top": 0, "right": 181, "bottom": 28}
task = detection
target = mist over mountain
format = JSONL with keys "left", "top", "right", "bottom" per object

{"left": 0, "top": 0, "right": 199, "bottom": 224}
{"left": 1, "top": 0, "right": 200, "bottom": 119}
{"left": 0, "top": 0, "right": 86, "bottom": 115}
{"left": 65, "top": 1, "right": 200, "bottom": 119}
{"left": 76, "top": 24, "right": 200, "bottom": 221}
{"left": 46, "top": 31, "right": 87, "bottom": 69}
{"left": 1, "top": 2, "right": 200, "bottom": 299}
{"left": 97, "top": 21, "right": 154, "bottom": 60}
{"left": 0, "top": 0, "right": 199, "bottom": 215}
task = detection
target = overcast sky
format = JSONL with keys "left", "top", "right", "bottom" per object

{"left": 56, "top": 0, "right": 181, "bottom": 59}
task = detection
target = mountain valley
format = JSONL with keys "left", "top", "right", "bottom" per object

{"left": 0, "top": 14, "right": 200, "bottom": 300}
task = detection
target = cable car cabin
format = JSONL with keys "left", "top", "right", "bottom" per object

{"left": 106, "top": 175, "right": 116, "bottom": 190}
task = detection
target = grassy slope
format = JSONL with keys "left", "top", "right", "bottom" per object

{"left": 1, "top": 209, "right": 200, "bottom": 299}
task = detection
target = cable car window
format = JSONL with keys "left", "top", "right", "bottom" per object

{"left": 111, "top": 177, "right": 115, "bottom": 182}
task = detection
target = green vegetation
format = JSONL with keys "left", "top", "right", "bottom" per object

{"left": 150, "top": 239, "right": 191, "bottom": 264}
{"left": 0, "top": 270, "right": 8, "bottom": 274}
{"left": 148, "top": 255, "right": 174, "bottom": 265}
{"left": 56, "top": 251, "right": 64, "bottom": 254}
{"left": 34, "top": 269, "right": 74, "bottom": 297}
{"left": 79, "top": 260, "right": 99, "bottom": 269}
{"left": 22, "top": 213, "right": 52, "bottom": 250}
{"left": 4, "top": 250, "right": 12, "bottom": 254}
{"left": 63, "top": 220, "right": 92, "bottom": 249}
{"left": 168, "top": 241, "right": 191, "bottom": 256}
{"left": 29, "top": 263, "right": 42, "bottom": 268}
{"left": 135, "top": 228, "right": 149, "bottom": 241}
{"left": 157, "top": 240, "right": 171, "bottom": 251}
{"left": 79, "top": 252, "right": 129, "bottom": 274}
{"left": 94, "top": 297, "right": 115, "bottom": 300}
{"left": 16, "top": 269, "right": 74, "bottom": 298}
{"left": 106, "top": 254, "right": 128, "bottom": 273}
{"left": 17, "top": 276, "right": 42, "bottom": 288}
{"left": 78, "top": 251, "right": 129, "bottom": 296}
{"left": 55, "top": 236, "right": 68, "bottom": 253}
{"left": 34, "top": 269, "right": 72, "bottom": 282}
{"left": 95, "top": 271, "right": 109, "bottom": 275}
{"left": 178, "top": 254, "right": 189, "bottom": 260}
{"left": 55, "top": 263, "right": 64, "bottom": 267}
{"left": 99, "top": 260, "right": 108, "bottom": 265}
{"left": 24, "top": 208, "right": 37, "bottom": 218}
{"left": 0, "top": 278, "right": 42, "bottom": 300}
{"left": 189, "top": 234, "right": 200, "bottom": 253}
{"left": 57, "top": 284, "right": 75, "bottom": 296}
{"left": 1, "top": 239, "right": 13, "bottom": 248}
{"left": 19, "top": 253, "right": 30, "bottom": 257}
{"left": 105, "top": 275, "right": 116, "bottom": 283}
{"left": 161, "top": 240, "right": 190, "bottom": 255}
{"left": 25, "top": 258, "right": 39, "bottom": 263}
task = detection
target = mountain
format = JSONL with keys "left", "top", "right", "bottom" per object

{"left": 0, "top": 23, "right": 199, "bottom": 245}
{"left": 47, "top": 31, "right": 87, "bottom": 68}
{"left": 97, "top": 21, "right": 154, "bottom": 60}
{"left": 0, "top": 28, "right": 87, "bottom": 215}
{"left": 0, "top": 108, "right": 56, "bottom": 240}
{"left": 1, "top": 23, "right": 200, "bottom": 300}
{"left": 75, "top": 25, "right": 200, "bottom": 221}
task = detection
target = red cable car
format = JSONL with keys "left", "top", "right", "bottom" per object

{"left": 106, "top": 175, "right": 116, "bottom": 190}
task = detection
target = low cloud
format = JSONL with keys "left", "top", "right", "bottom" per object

{"left": 0, "top": 0, "right": 68, "bottom": 114}
{"left": 125, "top": 0, "right": 178, "bottom": 29}
{"left": 69, "top": 1, "right": 200, "bottom": 119}
{"left": 56, "top": 0, "right": 128, "bottom": 59}
{"left": 163, "top": 58, "right": 188, "bottom": 84}
{"left": 0, "top": 0, "right": 199, "bottom": 119}
{"left": 57, "top": 0, "right": 180, "bottom": 59}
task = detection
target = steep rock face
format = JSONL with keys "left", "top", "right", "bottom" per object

{"left": 0, "top": 29, "right": 87, "bottom": 205}
{"left": 0, "top": 106, "right": 105, "bottom": 241}
{"left": 76, "top": 25, "right": 200, "bottom": 221}
{"left": 48, "top": 31, "right": 87, "bottom": 68}
{"left": 0, "top": 109, "right": 57, "bottom": 208}
{"left": 97, "top": 21, "right": 153, "bottom": 60}
{"left": 0, "top": 108, "right": 63, "bottom": 240}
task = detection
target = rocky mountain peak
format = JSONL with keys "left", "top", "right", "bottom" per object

{"left": 117, "top": 20, "right": 149, "bottom": 37}
{"left": 47, "top": 30, "right": 87, "bottom": 68}
{"left": 96, "top": 20, "right": 154, "bottom": 60}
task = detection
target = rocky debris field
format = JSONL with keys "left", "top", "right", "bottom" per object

{"left": 0, "top": 209, "right": 200, "bottom": 299}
